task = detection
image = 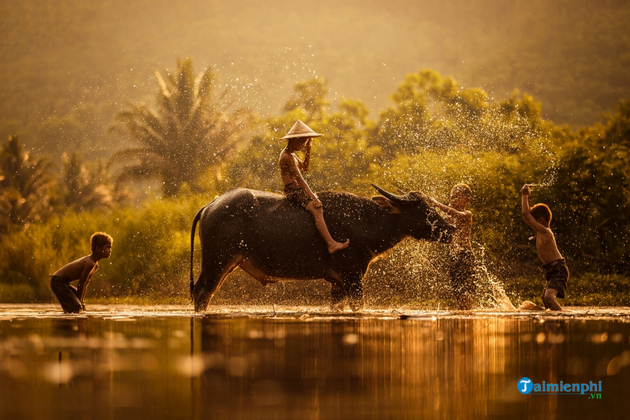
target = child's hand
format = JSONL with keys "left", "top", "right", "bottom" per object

{"left": 521, "top": 184, "right": 531, "bottom": 196}
{"left": 313, "top": 198, "right": 323, "bottom": 209}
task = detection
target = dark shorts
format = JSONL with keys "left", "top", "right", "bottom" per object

{"left": 284, "top": 185, "right": 313, "bottom": 208}
{"left": 449, "top": 248, "right": 477, "bottom": 296}
{"left": 50, "top": 276, "right": 82, "bottom": 313}
{"left": 543, "top": 259, "right": 569, "bottom": 298}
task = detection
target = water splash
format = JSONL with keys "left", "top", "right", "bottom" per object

{"left": 472, "top": 242, "right": 517, "bottom": 311}
{"left": 363, "top": 238, "right": 518, "bottom": 311}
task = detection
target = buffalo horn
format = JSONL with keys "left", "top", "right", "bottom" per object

{"left": 372, "top": 184, "right": 408, "bottom": 203}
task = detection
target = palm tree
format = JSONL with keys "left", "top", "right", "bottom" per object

{"left": 110, "top": 58, "right": 253, "bottom": 197}
{"left": 0, "top": 135, "right": 56, "bottom": 233}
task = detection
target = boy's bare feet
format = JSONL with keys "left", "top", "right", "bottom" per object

{"left": 328, "top": 239, "right": 350, "bottom": 254}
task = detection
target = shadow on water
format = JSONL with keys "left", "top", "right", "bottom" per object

{"left": 1, "top": 306, "right": 630, "bottom": 419}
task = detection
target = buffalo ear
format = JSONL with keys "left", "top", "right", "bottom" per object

{"left": 372, "top": 196, "right": 400, "bottom": 214}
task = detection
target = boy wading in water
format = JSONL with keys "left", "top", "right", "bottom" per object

{"left": 431, "top": 184, "right": 476, "bottom": 310}
{"left": 279, "top": 120, "right": 349, "bottom": 254}
{"left": 521, "top": 184, "right": 568, "bottom": 311}
{"left": 50, "top": 232, "right": 113, "bottom": 313}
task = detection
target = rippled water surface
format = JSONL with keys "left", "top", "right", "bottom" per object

{"left": 1, "top": 305, "right": 629, "bottom": 419}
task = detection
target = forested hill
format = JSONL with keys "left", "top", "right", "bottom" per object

{"left": 1, "top": 0, "right": 629, "bottom": 156}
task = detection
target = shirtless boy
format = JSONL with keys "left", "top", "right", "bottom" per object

{"left": 431, "top": 184, "right": 476, "bottom": 310}
{"left": 521, "top": 184, "right": 568, "bottom": 311}
{"left": 50, "top": 232, "right": 113, "bottom": 313}
{"left": 279, "top": 120, "right": 349, "bottom": 254}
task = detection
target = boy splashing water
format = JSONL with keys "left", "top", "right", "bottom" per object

{"left": 521, "top": 184, "right": 568, "bottom": 311}
{"left": 278, "top": 120, "right": 349, "bottom": 254}
{"left": 431, "top": 184, "right": 476, "bottom": 310}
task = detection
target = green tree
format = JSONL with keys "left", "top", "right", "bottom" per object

{"left": 110, "top": 58, "right": 254, "bottom": 197}
{"left": 225, "top": 79, "right": 381, "bottom": 194}
{"left": 283, "top": 78, "right": 331, "bottom": 121}
{"left": 305, "top": 99, "right": 381, "bottom": 193}
{"left": 372, "top": 70, "right": 550, "bottom": 161}
{"left": 0, "top": 135, "right": 57, "bottom": 234}
{"left": 548, "top": 99, "right": 630, "bottom": 266}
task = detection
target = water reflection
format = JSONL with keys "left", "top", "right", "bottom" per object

{"left": 1, "top": 312, "right": 629, "bottom": 419}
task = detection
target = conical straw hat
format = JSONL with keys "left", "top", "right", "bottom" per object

{"left": 280, "top": 120, "right": 323, "bottom": 140}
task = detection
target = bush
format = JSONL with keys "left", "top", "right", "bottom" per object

{"left": 0, "top": 194, "right": 211, "bottom": 303}
{"left": 0, "top": 283, "right": 38, "bottom": 303}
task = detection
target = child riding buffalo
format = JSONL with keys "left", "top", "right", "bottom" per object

{"left": 278, "top": 120, "right": 349, "bottom": 254}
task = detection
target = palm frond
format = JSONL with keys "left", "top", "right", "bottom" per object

{"left": 110, "top": 59, "right": 254, "bottom": 196}
{"left": 108, "top": 147, "right": 156, "bottom": 166}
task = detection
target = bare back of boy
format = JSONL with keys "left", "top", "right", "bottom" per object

{"left": 53, "top": 255, "right": 99, "bottom": 283}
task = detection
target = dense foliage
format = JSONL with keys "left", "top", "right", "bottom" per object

{"left": 1, "top": 62, "right": 629, "bottom": 307}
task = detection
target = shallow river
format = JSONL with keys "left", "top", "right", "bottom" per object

{"left": 1, "top": 305, "right": 629, "bottom": 419}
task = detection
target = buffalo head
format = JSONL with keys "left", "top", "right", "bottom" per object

{"left": 372, "top": 184, "right": 454, "bottom": 243}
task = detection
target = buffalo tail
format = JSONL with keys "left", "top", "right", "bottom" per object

{"left": 190, "top": 206, "right": 205, "bottom": 303}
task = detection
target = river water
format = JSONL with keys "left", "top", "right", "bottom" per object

{"left": 1, "top": 304, "right": 629, "bottom": 419}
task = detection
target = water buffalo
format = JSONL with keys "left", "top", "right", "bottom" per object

{"left": 190, "top": 185, "right": 454, "bottom": 312}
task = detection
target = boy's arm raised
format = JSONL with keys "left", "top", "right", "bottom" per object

{"left": 294, "top": 141, "right": 312, "bottom": 172}
{"left": 521, "top": 185, "right": 548, "bottom": 234}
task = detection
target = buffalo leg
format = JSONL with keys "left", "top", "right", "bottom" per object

{"left": 328, "top": 278, "right": 346, "bottom": 311}
{"left": 346, "top": 277, "right": 364, "bottom": 312}
{"left": 341, "top": 268, "right": 365, "bottom": 312}
{"left": 194, "top": 257, "right": 240, "bottom": 312}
